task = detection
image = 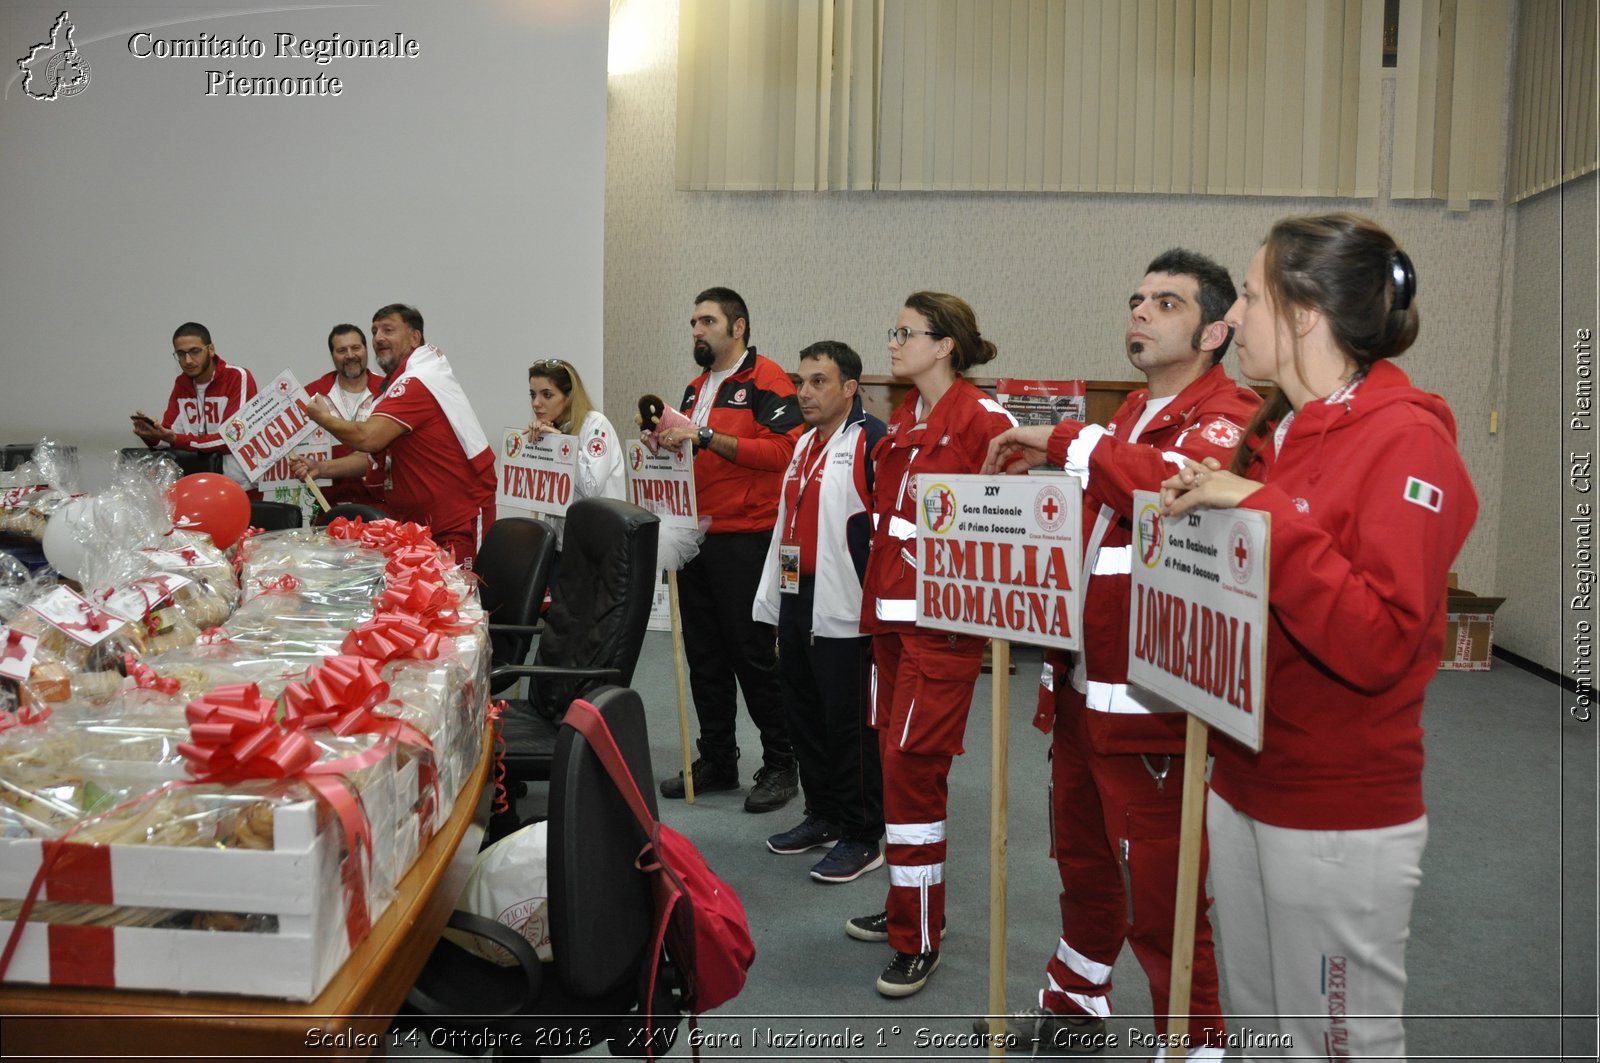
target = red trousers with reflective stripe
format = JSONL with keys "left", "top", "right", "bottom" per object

{"left": 871, "top": 630, "right": 984, "bottom": 956}
{"left": 1045, "top": 686, "right": 1225, "bottom": 1047}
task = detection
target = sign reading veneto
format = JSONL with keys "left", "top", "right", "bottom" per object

{"left": 912, "top": 473, "right": 1082, "bottom": 650}
{"left": 496, "top": 428, "right": 578, "bottom": 515}
{"left": 222, "top": 370, "right": 318, "bottom": 481}
{"left": 1126, "top": 489, "right": 1270, "bottom": 751}
{"left": 625, "top": 440, "right": 697, "bottom": 529}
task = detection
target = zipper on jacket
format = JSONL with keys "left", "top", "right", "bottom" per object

{"left": 1118, "top": 838, "right": 1134, "bottom": 925}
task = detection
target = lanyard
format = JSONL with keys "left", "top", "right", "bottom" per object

{"left": 784, "top": 432, "right": 832, "bottom": 543}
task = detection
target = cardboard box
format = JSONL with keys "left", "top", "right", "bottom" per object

{"left": 1441, "top": 573, "right": 1506, "bottom": 671}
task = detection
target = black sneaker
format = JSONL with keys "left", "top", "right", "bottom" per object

{"left": 809, "top": 840, "right": 884, "bottom": 883}
{"left": 766, "top": 815, "right": 840, "bottom": 855}
{"left": 876, "top": 949, "right": 939, "bottom": 997}
{"left": 844, "top": 910, "right": 946, "bottom": 942}
{"left": 743, "top": 764, "right": 798, "bottom": 813}
{"left": 973, "top": 1007, "right": 1108, "bottom": 1053}
{"left": 659, "top": 758, "right": 738, "bottom": 799}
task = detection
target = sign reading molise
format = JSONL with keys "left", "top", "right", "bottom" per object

{"left": 221, "top": 370, "right": 317, "bottom": 482}
{"left": 912, "top": 474, "right": 1082, "bottom": 650}
{"left": 257, "top": 426, "right": 335, "bottom": 497}
{"left": 496, "top": 429, "right": 578, "bottom": 516}
{"left": 625, "top": 440, "right": 697, "bottom": 529}
{"left": 1126, "top": 490, "right": 1270, "bottom": 751}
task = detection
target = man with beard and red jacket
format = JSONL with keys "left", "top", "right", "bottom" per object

{"left": 302, "top": 323, "right": 385, "bottom": 510}
{"left": 131, "top": 322, "right": 258, "bottom": 495}
{"left": 295, "top": 304, "right": 495, "bottom": 568}
{"left": 652, "top": 287, "right": 804, "bottom": 813}
{"left": 979, "top": 250, "right": 1260, "bottom": 1058}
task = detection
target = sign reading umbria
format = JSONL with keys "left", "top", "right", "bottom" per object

{"left": 222, "top": 370, "right": 317, "bottom": 481}
{"left": 496, "top": 428, "right": 578, "bottom": 515}
{"left": 625, "top": 440, "right": 696, "bottom": 529}
{"left": 1126, "top": 490, "right": 1270, "bottom": 751}
{"left": 912, "top": 474, "right": 1081, "bottom": 650}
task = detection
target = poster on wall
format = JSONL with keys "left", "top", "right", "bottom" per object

{"left": 912, "top": 473, "right": 1082, "bottom": 650}
{"left": 995, "top": 379, "right": 1087, "bottom": 427}
{"left": 1126, "top": 489, "right": 1270, "bottom": 751}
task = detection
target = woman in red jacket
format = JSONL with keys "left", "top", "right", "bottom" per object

{"left": 846, "top": 292, "right": 1016, "bottom": 997}
{"left": 1162, "top": 214, "right": 1477, "bottom": 1059}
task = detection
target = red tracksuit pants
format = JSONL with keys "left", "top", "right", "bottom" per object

{"left": 870, "top": 630, "right": 985, "bottom": 956}
{"left": 1044, "top": 686, "right": 1225, "bottom": 1049}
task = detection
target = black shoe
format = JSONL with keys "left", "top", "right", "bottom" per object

{"left": 974, "top": 1007, "right": 1108, "bottom": 1053}
{"left": 766, "top": 815, "right": 840, "bottom": 855}
{"left": 659, "top": 758, "right": 738, "bottom": 799}
{"left": 809, "top": 840, "right": 884, "bottom": 883}
{"left": 844, "top": 910, "right": 945, "bottom": 942}
{"left": 876, "top": 949, "right": 939, "bottom": 997}
{"left": 743, "top": 764, "right": 798, "bottom": 813}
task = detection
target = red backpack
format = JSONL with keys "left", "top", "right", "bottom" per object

{"left": 565, "top": 700, "right": 755, "bottom": 1055}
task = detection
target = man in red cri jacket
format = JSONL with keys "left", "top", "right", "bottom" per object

{"left": 980, "top": 250, "right": 1261, "bottom": 1058}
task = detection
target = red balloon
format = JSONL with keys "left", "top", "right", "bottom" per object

{"left": 167, "top": 473, "right": 250, "bottom": 549}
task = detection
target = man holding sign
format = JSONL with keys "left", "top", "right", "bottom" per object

{"left": 296, "top": 304, "right": 495, "bottom": 568}
{"left": 983, "top": 251, "right": 1257, "bottom": 1055}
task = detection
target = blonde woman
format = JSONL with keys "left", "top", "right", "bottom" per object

{"left": 527, "top": 359, "right": 625, "bottom": 547}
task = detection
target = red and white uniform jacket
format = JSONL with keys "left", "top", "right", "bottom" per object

{"left": 678, "top": 348, "right": 803, "bottom": 534}
{"left": 305, "top": 370, "right": 385, "bottom": 508}
{"left": 153, "top": 355, "right": 258, "bottom": 489}
{"left": 861, "top": 378, "right": 1017, "bottom": 633}
{"left": 1037, "top": 363, "right": 1260, "bottom": 754}
{"left": 371, "top": 344, "right": 497, "bottom": 543}
{"left": 1210, "top": 359, "right": 1477, "bottom": 830}
{"left": 546, "top": 409, "right": 627, "bottom": 548}
{"left": 753, "top": 397, "right": 885, "bottom": 638}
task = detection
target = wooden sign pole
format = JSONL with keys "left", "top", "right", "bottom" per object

{"left": 1165, "top": 713, "right": 1211, "bottom": 1033}
{"left": 666, "top": 570, "right": 696, "bottom": 803}
{"left": 301, "top": 475, "right": 331, "bottom": 513}
{"left": 987, "top": 637, "right": 1011, "bottom": 1060}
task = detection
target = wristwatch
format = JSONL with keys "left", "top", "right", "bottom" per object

{"left": 697, "top": 426, "right": 714, "bottom": 449}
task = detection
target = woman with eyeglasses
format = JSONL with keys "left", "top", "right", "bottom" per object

{"left": 848, "top": 292, "right": 1017, "bottom": 998}
{"left": 1160, "top": 214, "right": 1477, "bottom": 1059}
{"left": 527, "top": 359, "right": 625, "bottom": 547}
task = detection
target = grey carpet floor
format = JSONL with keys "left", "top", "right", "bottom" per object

{"left": 418, "top": 634, "right": 1598, "bottom": 1061}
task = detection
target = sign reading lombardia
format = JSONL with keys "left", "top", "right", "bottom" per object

{"left": 1126, "top": 489, "right": 1270, "bottom": 751}
{"left": 496, "top": 428, "right": 578, "bottom": 516}
{"left": 912, "top": 473, "right": 1082, "bottom": 650}
{"left": 624, "top": 440, "right": 697, "bottom": 529}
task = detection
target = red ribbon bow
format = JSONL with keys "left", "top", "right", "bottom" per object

{"left": 282, "top": 655, "right": 390, "bottom": 735}
{"left": 177, "top": 683, "right": 316, "bottom": 781}
{"left": 123, "top": 652, "right": 180, "bottom": 696}
{"left": 340, "top": 612, "right": 444, "bottom": 664}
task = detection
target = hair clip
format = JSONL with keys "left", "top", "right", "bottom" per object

{"left": 1390, "top": 249, "right": 1416, "bottom": 312}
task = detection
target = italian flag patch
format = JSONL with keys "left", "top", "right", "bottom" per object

{"left": 1403, "top": 476, "right": 1443, "bottom": 512}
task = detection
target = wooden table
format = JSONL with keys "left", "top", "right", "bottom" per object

{"left": 0, "top": 727, "right": 493, "bottom": 1061}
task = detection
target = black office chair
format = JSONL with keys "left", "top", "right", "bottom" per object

{"left": 3, "top": 443, "right": 77, "bottom": 473}
{"left": 474, "top": 517, "right": 559, "bottom": 697}
{"left": 399, "top": 685, "right": 682, "bottom": 1053}
{"left": 249, "top": 500, "right": 304, "bottom": 531}
{"left": 490, "top": 499, "right": 658, "bottom": 839}
{"left": 313, "top": 502, "right": 389, "bottom": 526}
{"left": 118, "top": 447, "right": 223, "bottom": 478}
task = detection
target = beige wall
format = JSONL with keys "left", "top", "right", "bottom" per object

{"left": 603, "top": 0, "right": 1580, "bottom": 671}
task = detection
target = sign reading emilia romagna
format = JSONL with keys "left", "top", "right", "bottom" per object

{"left": 625, "top": 440, "right": 697, "bottom": 529}
{"left": 222, "top": 370, "right": 318, "bottom": 482}
{"left": 496, "top": 429, "right": 579, "bottom": 516}
{"left": 912, "top": 474, "right": 1082, "bottom": 650}
{"left": 1126, "top": 490, "right": 1270, "bottom": 751}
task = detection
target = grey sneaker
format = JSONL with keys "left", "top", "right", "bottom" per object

{"left": 809, "top": 840, "right": 884, "bottom": 883}
{"left": 876, "top": 949, "right": 939, "bottom": 997}
{"left": 766, "top": 815, "right": 840, "bottom": 855}
{"left": 743, "top": 764, "right": 798, "bottom": 813}
{"left": 973, "top": 1007, "right": 1108, "bottom": 1054}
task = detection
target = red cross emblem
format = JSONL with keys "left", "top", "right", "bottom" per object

{"left": 560, "top": 442, "right": 572, "bottom": 458}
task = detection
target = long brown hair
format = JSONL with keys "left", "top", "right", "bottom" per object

{"left": 1230, "top": 214, "right": 1419, "bottom": 473}
{"left": 528, "top": 359, "right": 596, "bottom": 433}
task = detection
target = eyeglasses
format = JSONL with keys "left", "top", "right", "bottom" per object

{"left": 530, "top": 359, "right": 567, "bottom": 371}
{"left": 887, "top": 327, "right": 944, "bottom": 345}
{"left": 172, "top": 346, "right": 208, "bottom": 362}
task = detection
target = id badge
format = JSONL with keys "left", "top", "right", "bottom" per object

{"left": 778, "top": 543, "right": 801, "bottom": 594}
